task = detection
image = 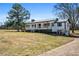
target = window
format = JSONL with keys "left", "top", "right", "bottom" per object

{"left": 34, "top": 24, "right": 36, "bottom": 28}
{"left": 57, "top": 22, "right": 62, "bottom": 26}
{"left": 32, "top": 25, "right": 33, "bottom": 28}
{"left": 43, "top": 23, "right": 50, "bottom": 28}
{"left": 26, "top": 25, "right": 29, "bottom": 27}
{"left": 52, "top": 23, "right": 54, "bottom": 26}
{"left": 38, "top": 24, "right": 41, "bottom": 28}
{"left": 32, "top": 24, "right": 36, "bottom": 28}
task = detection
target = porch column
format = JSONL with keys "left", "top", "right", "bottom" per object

{"left": 49, "top": 22, "right": 52, "bottom": 29}
{"left": 41, "top": 23, "right": 44, "bottom": 28}
{"left": 30, "top": 24, "right": 32, "bottom": 29}
{"left": 36, "top": 23, "right": 38, "bottom": 29}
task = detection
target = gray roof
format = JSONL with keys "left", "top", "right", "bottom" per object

{"left": 26, "top": 18, "right": 68, "bottom": 24}
{"left": 57, "top": 19, "right": 68, "bottom": 22}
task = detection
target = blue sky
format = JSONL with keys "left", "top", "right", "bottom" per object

{"left": 0, "top": 3, "right": 57, "bottom": 24}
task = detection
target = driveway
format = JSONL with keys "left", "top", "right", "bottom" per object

{"left": 39, "top": 38, "right": 79, "bottom": 56}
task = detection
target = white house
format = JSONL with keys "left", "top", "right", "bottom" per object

{"left": 25, "top": 18, "right": 70, "bottom": 35}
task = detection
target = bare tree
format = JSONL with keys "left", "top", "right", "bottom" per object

{"left": 54, "top": 3, "right": 79, "bottom": 33}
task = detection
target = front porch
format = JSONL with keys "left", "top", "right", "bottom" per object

{"left": 26, "top": 21, "right": 54, "bottom": 31}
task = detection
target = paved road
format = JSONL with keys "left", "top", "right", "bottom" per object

{"left": 39, "top": 38, "right": 79, "bottom": 56}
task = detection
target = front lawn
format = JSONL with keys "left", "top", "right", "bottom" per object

{"left": 0, "top": 30, "right": 73, "bottom": 56}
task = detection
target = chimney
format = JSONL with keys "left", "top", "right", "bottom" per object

{"left": 31, "top": 19, "right": 35, "bottom": 22}
{"left": 56, "top": 18, "right": 58, "bottom": 21}
{"left": 54, "top": 18, "right": 58, "bottom": 23}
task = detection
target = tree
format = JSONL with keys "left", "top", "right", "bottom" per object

{"left": 77, "top": 6, "right": 79, "bottom": 24}
{"left": 4, "top": 19, "right": 14, "bottom": 29}
{"left": 7, "top": 3, "right": 30, "bottom": 32}
{"left": 54, "top": 3, "right": 79, "bottom": 33}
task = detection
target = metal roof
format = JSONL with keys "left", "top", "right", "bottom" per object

{"left": 57, "top": 19, "right": 68, "bottom": 22}
{"left": 26, "top": 18, "right": 68, "bottom": 24}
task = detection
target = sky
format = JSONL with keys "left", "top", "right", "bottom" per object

{"left": 0, "top": 3, "right": 57, "bottom": 25}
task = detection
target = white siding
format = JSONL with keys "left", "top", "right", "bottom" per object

{"left": 52, "top": 23, "right": 65, "bottom": 32}
{"left": 25, "top": 20, "right": 70, "bottom": 35}
{"left": 52, "top": 22, "right": 70, "bottom": 34}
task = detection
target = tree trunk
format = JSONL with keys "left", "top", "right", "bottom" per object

{"left": 72, "top": 29, "right": 74, "bottom": 33}
{"left": 71, "top": 23, "right": 75, "bottom": 33}
{"left": 16, "top": 12, "right": 20, "bottom": 32}
{"left": 16, "top": 22, "right": 20, "bottom": 32}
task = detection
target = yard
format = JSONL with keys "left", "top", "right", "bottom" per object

{"left": 0, "top": 30, "right": 73, "bottom": 56}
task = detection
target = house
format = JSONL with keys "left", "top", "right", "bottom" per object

{"left": 25, "top": 18, "right": 70, "bottom": 35}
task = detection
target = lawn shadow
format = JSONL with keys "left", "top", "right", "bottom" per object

{"left": 3, "top": 30, "right": 25, "bottom": 32}
{"left": 37, "top": 32, "right": 79, "bottom": 38}
{"left": 2, "top": 29, "right": 79, "bottom": 38}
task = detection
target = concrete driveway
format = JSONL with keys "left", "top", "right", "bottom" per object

{"left": 39, "top": 38, "right": 79, "bottom": 56}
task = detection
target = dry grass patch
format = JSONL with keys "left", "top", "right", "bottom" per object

{"left": 0, "top": 30, "right": 73, "bottom": 56}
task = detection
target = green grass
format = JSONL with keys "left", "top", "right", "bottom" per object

{"left": 0, "top": 30, "right": 73, "bottom": 56}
